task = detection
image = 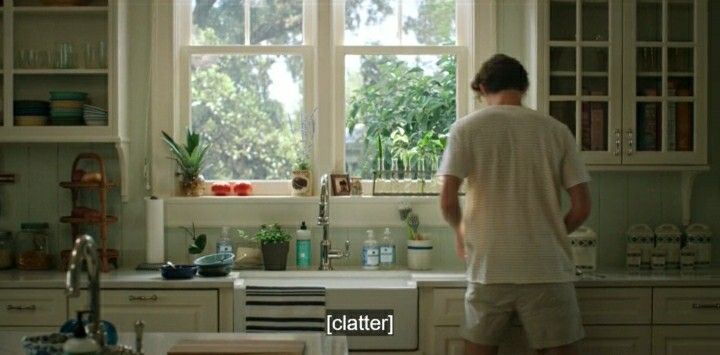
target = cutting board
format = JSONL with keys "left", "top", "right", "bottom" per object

{"left": 167, "top": 339, "right": 305, "bottom": 355}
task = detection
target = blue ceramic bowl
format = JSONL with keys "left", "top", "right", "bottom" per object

{"left": 161, "top": 264, "right": 198, "bottom": 280}
{"left": 58, "top": 320, "right": 118, "bottom": 346}
{"left": 194, "top": 253, "right": 235, "bottom": 277}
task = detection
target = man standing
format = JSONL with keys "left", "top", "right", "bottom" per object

{"left": 438, "top": 54, "right": 592, "bottom": 355}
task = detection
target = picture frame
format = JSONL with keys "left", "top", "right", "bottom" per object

{"left": 330, "top": 174, "right": 351, "bottom": 196}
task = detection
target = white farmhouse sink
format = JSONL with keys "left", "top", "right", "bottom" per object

{"left": 238, "top": 270, "right": 415, "bottom": 289}
{"left": 234, "top": 270, "right": 418, "bottom": 351}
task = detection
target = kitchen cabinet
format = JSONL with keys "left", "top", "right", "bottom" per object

{"left": 581, "top": 326, "right": 652, "bottom": 355}
{"left": 69, "top": 289, "right": 219, "bottom": 332}
{"left": 538, "top": 0, "right": 707, "bottom": 167}
{"left": 420, "top": 286, "right": 720, "bottom": 355}
{"left": 0, "top": 289, "right": 67, "bottom": 328}
{"left": 0, "top": 0, "right": 130, "bottom": 200}
{"left": 652, "top": 326, "right": 720, "bottom": 355}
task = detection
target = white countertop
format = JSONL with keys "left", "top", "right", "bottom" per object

{"left": 0, "top": 331, "right": 348, "bottom": 355}
{"left": 2, "top": 267, "right": 720, "bottom": 289}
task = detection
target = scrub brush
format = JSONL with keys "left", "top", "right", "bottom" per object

{"left": 406, "top": 212, "right": 420, "bottom": 240}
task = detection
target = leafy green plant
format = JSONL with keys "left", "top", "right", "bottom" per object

{"left": 162, "top": 129, "right": 210, "bottom": 182}
{"left": 183, "top": 223, "right": 207, "bottom": 255}
{"left": 347, "top": 55, "right": 456, "bottom": 177}
{"left": 255, "top": 224, "right": 292, "bottom": 245}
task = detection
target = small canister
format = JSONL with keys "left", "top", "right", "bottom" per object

{"left": 16, "top": 223, "right": 52, "bottom": 270}
{"left": 680, "top": 246, "right": 695, "bottom": 271}
{"left": 626, "top": 246, "right": 642, "bottom": 270}
{"left": 569, "top": 226, "right": 597, "bottom": 272}
{"left": 651, "top": 248, "right": 667, "bottom": 270}
{"left": 627, "top": 224, "right": 655, "bottom": 269}
{"left": 655, "top": 224, "right": 682, "bottom": 269}
{"left": 0, "top": 231, "right": 13, "bottom": 269}
{"left": 686, "top": 224, "right": 712, "bottom": 268}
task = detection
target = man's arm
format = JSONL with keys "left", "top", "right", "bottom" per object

{"left": 440, "top": 175, "right": 465, "bottom": 259}
{"left": 565, "top": 182, "right": 591, "bottom": 234}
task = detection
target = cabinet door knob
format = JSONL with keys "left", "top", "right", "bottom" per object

{"left": 128, "top": 295, "right": 158, "bottom": 302}
{"left": 6, "top": 304, "right": 37, "bottom": 311}
{"left": 614, "top": 129, "right": 622, "bottom": 156}
{"left": 626, "top": 129, "right": 634, "bottom": 155}
{"left": 692, "top": 303, "right": 720, "bottom": 309}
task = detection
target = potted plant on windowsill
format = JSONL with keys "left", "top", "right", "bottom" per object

{"left": 256, "top": 224, "right": 292, "bottom": 271}
{"left": 162, "top": 129, "right": 209, "bottom": 197}
{"left": 291, "top": 108, "right": 316, "bottom": 197}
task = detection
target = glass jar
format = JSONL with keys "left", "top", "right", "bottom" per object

{"left": 16, "top": 223, "right": 52, "bottom": 270}
{"left": 0, "top": 231, "right": 13, "bottom": 269}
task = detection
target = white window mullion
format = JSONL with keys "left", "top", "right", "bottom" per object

{"left": 396, "top": 0, "right": 403, "bottom": 44}
{"left": 244, "top": 0, "right": 251, "bottom": 45}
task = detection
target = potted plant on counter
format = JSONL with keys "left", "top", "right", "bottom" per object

{"left": 162, "top": 129, "right": 209, "bottom": 197}
{"left": 404, "top": 209, "right": 433, "bottom": 270}
{"left": 256, "top": 224, "right": 292, "bottom": 271}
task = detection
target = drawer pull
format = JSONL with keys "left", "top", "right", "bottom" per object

{"left": 128, "top": 295, "right": 158, "bottom": 302}
{"left": 692, "top": 303, "right": 720, "bottom": 309}
{"left": 6, "top": 304, "right": 37, "bottom": 311}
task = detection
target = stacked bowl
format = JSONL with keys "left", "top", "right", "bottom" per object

{"left": 49, "top": 91, "right": 87, "bottom": 126}
{"left": 14, "top": 100, "right": 50, "bottom": 126}
{"left": 83, "top": 104, "right": 108, "bottom": 126}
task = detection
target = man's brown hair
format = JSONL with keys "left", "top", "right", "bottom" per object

{"left": 471, "top": 54, "right": 529, "bottom": 95}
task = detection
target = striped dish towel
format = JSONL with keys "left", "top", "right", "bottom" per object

{"left": 245, "top": 286, "right": 326, "bottom": 332}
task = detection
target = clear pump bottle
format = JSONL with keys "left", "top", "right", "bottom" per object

{"left": 380, "top": 228, "right": 396, "bottom": 269}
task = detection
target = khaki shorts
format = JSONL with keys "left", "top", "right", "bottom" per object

{"left": 460, "top": 282, "right": 585, "bottom": 350}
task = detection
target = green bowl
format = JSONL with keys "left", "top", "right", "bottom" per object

{"left": 194, "top": 253, "right": 235, "bottom": 266}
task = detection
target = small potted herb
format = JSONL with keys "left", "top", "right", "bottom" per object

{"left": 291, "top": 109, "right": 316, "bottom": 196}
{"left": 182, "top": 223, "right": 207, "bottom": 263}
{"left": 256, "top": 224, "right": 292, "bottom": 270}
{"left": 161, "top": 129, "right": 209, "bottom": 197}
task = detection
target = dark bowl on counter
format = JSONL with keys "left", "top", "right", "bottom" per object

{"left": 161, "top": 264, "right": 198, "bottom": 280}
{"left": 194, "top": 253, "right": 235, "bottom": 277}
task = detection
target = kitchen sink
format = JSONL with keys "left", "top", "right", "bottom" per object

{"left": 234, "top": 270, "right": 418, "bottom": 351}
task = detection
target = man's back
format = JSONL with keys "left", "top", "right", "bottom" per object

{"left": 440, "top": 105, "right": 590, "bottom": 284}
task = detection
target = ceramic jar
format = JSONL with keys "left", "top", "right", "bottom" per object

{"left": 291, "top": 170, "right": 312, "bottom": 196}
{"left": 686, "top": 223, "right": 712, "bottom": 268}
{"left": 627, "top": 224, "right": 655, "bottom": 269}
{"left": 569, "top": 226, "right": 597, "bottom": 272}
{"left": 655, "top": 224, "right": 682, "bottom": 269}
{"left": 407, "top": 239, "right": 432, "bottom": 270}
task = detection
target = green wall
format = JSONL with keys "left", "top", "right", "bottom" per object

{"left": 0, "top": 2, "right": 717, "bottom": 269}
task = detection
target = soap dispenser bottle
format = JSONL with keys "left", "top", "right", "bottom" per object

{"left": 216, "top": 226, "right": 233, "bottom": 253}
{"left": 380, "top": 227, "right": 396, "bottom": 269}
{"left": 296, "top": 221, "right": 312, "bottom": 269}
{"left": 362, "top": 230, "right": 380, "bottom": 270}
{"left": 63, "top": 311, "right": 100, "bottom": 355}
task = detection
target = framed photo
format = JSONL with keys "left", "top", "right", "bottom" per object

{"left": 330, "top": 174, "right": 351, "bottom": 196}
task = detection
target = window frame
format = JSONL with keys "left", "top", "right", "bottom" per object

{"left": 176, "top": 0, "right": 316, "bottom": 191}
{"left": 332, "top": 0, "right": 472, "bottom": 175}
{"left": 167, "top": 0, "right": 488, "bottom": 196}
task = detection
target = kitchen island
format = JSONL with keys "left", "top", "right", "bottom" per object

{"left": 0, "top": 331, "right": 349, "bottom": 355}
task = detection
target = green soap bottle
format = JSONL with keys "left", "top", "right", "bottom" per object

{"left": 296, "top": 221, "right": 312, "bottom": 269}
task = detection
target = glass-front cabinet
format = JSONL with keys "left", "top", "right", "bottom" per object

{"left": 539, "top": 0, "right": 707, "bottom": 166}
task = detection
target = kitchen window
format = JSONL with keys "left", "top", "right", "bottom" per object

{"left": 173, "top": 0, "right": 478, "bottom": 193}
{"left": 178, "top": 0, "right": 313, "bottom": 182}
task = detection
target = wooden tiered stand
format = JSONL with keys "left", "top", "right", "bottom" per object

{"left": 59, "top": 153, "right": 118, "bottom": 272}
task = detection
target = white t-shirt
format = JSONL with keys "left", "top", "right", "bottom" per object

{"left": 438, "top": 105, "right": 591, "bottom": 284}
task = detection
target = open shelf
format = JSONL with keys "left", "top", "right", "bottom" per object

{"left": 13, "top": 6, "right": 108, "bottom": 14}
{"left": 59, "top": 181, "right": 117, "bottom": 189}
{"left": 14, "top": 69, "right": 108, "bottom": 75}
{"left": 60, "top": 215, "right": 118, "bottom": 224}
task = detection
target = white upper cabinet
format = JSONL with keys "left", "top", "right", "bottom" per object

{"left": 538, "top": 0, "right": 707, "bottom": 167}
{"left": 0, "top": 0, "right": 128, "bottom": 144}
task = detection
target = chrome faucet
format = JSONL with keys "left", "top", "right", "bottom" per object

{"left": 318, "top": 174, "right": 350, "bottom": 270}
{"left": 66, "top": 235, "right": 103, "bottom": 347}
